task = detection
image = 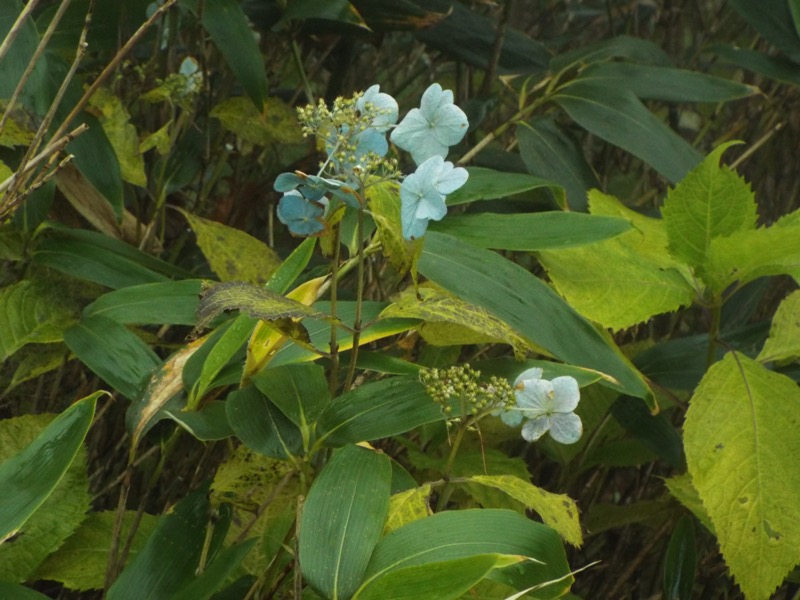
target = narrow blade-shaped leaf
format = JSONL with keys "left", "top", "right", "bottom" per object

{"left": 445, "top": 166, "right": 566, "bottom": 208}
{"left": 663, "top": 516, "right": 697, "bottom": 600}
{"left": 251, "top": 363, "right": 329, "bottom": 428}
{"left": 299, "top": 445, "right": 391, "bottom": 600}
{"left": 84, "top": 280, "right": 203, "bottom": 325}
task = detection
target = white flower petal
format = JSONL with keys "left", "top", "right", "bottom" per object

{"left": 548, "top": 412, "right": 583, "bottom": 444}
{"left": 521, "top": 416, "right": 551, "bottom": 442}
{"left": 514, "top": 367, "right": 543, "bottom": 388}
{"left": 550, "top": 376, "right": 580, "bottom": 413}
{"left": 500, "top": 409, "right": 524, "bottom": 427}
{"left": 434, "top": 164, "right": 468, "bottom": 195}
{"left": 516, "top": 378, "right": 553, "bottom": 410}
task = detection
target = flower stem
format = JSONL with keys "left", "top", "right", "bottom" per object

{"left": 327, "top": 225, "right": 341, "bottom": 396}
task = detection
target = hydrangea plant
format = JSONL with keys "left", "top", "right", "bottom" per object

{"left": 273, "top": 83, "right": 469, "bottom": 240}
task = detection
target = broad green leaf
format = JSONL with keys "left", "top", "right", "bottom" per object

{"left": 33, "top": 511, "right": 159, "bottom": 591}
{"left": 84, "top": 280, "right": 203, "bottom": 325}
{"left": 210, "top": 96, "right": 303, "bottom": 145}
{"left": 445, "top": 166, "right": 566, "bottom": 208}
{"left": 182, "top": 211, "right": 281, "bottom": 285}
{"left": 729, "top": 0, "right": 800, "bottom": 63}
{"left": 554, "top": 79, "right": 701, "bottom": 183}
{"left": 226, "top": 385, "right": 303, "bottom": 459}
{"left": 418, "top": 232, "right": 653, "bottom": 403}
{"left": 705, "top": 222, "right": 800, "bottom": 294}
{"left": 583, "top": 498, "right": 676, "bottom": 536}
{"left": 251, "top": 363, "right": 329, "bottom": 430}
{"left": 299, "top": 445, "right": 392, "bottom": 600}
{"left": 278, "top": 0, "right": 368, "bottom": 28}
{"left": 684, "top": 352, "right": 800, "bottom": 599}
{"left": 192, "top": 315, "right": 256, "bottom": 404}
{"left": 539, "top": 190, "right": 695, "bottom": 330}
{"left": 663, "top": 516, "right": 697, "bottom": 600}
{"left": 430, "top": 211, "right": 631, "bottom": 250}
{"left": 356, "top": 554, "right": 508, "bottom": 600}
{"left": 610, "top": 396, "right": 685, "bottom": 470}
{"left": 315, "top": 377, "right": 444, "bottom": 447}
{"left": 0, "top": 280, "right": 78, "bottom": 360}
{"left": 266, "top": 238, "right": 317, "bottom": 294}
{"left": 210, "top": 446, "right": 299, "bottom": 574}
{"left": 180, "top": 0, "right": 268, "bottom": 108}
{"left": 384, "top": 485, "right": 431, "bottom": 534}
{"left": 380, "top": 286, "right": 534, "bottom": 359}
{"left": 172, "top": 540, "right": 256, "bottom": 600}
{"left": 664, "top": 474, "right": 713, "bottom": 534}
{"left": 107, "top": 487, "right": 226, "bottom": 600}
{"left": 88, "top": 87, "right": 147, "bottom": 187}
{"left": 64, "top": 315, "right": 161, "bottom": 400}
{"left": 517, "top": 120, "right": 596, "bottom": 211}
{"left": 578, "top": 62, "right": 758, "bottom": 103}
{"left": 758, "top": 290, "right": 800, "bottom": 362}
{"left": 661, "top": 142, "right": 756, "bottom": 270}
{"left": 163, "top": 401, "right": 234, "bottom": 441}
{"left": 711, "top": 45, "right": 800, "bottom": 86}
{"left": 468, "top": 475, "right": 582, "bottom": 547}
{"left": 358, "top": 509, "right": 572, "bottom": 599}
{"left": 0, "top": 394, "right": 98, "bottom": 545}
{"left": 196, "top": 281, "right": 329, "bottom": 331}
{"left": 550, "top": 34, "right": 671, "bottom": 73}
{"left": 8, "top": 344, "right": 68, "bottom": 391}
{"left": 0, "top": 583, "right": 50, "bottom": 600}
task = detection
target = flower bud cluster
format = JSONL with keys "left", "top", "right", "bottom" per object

{"left": 420, "top": 365, "right": 516, "bottom": 419}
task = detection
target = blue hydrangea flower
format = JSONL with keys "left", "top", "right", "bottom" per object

{"left": 274, "top": 171, "right": 360, "bottom": 208}
{"left": 276, "top": 190, "right": 326, "bottom": 236}
{"left": 499, "top": 368, "right": 582, "bottom": 444}
{"left": 390, "top": 83, "right": 469, "bottom": 165}
{"left": 357, "top": 84, "right": 398, "bottom": 132}
{"left": 399, "top": 155, "right": 468, "bottom": 240}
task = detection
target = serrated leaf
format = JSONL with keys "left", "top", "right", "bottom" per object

{"left": 664, "top": 474, "right": 714, "bottom": 534}
{"left": 684, "top": 352, "right": 800, "bottom": 599}
{"left": 182, "top": 211, "right": 281, "bottom": 285}
{"left": 662, "top": 143, "right": 757, "bottom": 270}
{"left": 381, "top": 286, "right": 533, "bottom": 359}
{"left": 0, "top": 280, "right": 78, "bottom": 361}
{"left": 468, "top": 475, "right": 582, "bottom": 547}
{"left": 196, "top": 281, "right": 329, "bottom": 332}
{"left": 210, "top": 96, "right": 302, "bottom": 145}
{"left": 0, "top": 397, "right": 98, "bottom": 580}
{"left": 384, "top": 485, "right": 431, "bottom": 534}
{"left": 33, "top": 511, "right": 158, "bottom": 591}
{"left": 705, "top": 222, "right": 800, "bottom": 294}
{"left": 758, "top": 290, "right": 800, "bottom": 363}
{"left": 539, "top": 190, "right": 696, "bottom": 330}
{"left": 88, "top": 87, "right": 147, "bottom": 187}
{"left": 299, "top": 445, "right": 392, "bottom": 600}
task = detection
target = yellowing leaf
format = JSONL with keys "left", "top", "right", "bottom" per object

{"left": 757, "top": 290, "right": 800, "bottom": 363}
{"left": 182, "top": 210, "right": 281, "bottom": 285}
{"left": 88, "top": 87, "right": 147, "bottom": 187}
{"left": 469, "top": 475, "right": 582, "bottom": 546}
{"left": 380, "top": 286, "right": 535, "bottom": 359}
{"left": 139, "top": 121, "right": 172, "bottom": 156}
{"left": 384, "top": 485, "right": 431, "bottom": 534}
{"left": 211, "top": 96, "right": 302, "bottom": 145}
{"left": 367, "top": 181, "right": 415, "bottom": 274}
{"left": 684, "top": 352, "right": 800, "bottom": 599}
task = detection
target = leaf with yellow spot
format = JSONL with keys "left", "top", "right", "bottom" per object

{"left": 211, "top": 96, "right": 303, "bottom": 145}
{"left": 384, "top": 485, "right": 431, "bottom": 534}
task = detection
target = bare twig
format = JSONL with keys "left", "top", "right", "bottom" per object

{"left": 0, "top": 0, "right": 41, "bottom": 72}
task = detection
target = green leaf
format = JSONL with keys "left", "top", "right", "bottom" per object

{"left": 757, "top": 290, "right": 800, "bottom": 362}
{"left": 418, "top": 231, "right": 653, "bottom": 403}
{"left": 84, "top": 280, "right": 203, "bottom": 325}
{"left": 0, "top": 394, "right": 98, "bottom": 544}
{"left": 711, "top": 44, "right": 800, "bottom": 86}
{"left": 380, "top": 286, "right": 534, "bottom": 359}
{"left": 64, "top": 315, "right": 161, "bottom": 400}
{"left": 163, "top": 401, "right": 234, "bottom": 441}
{"left": 467, "top": 475, "right": 582, "bottom": 547}
{"left": 191, "top": 315, "right": 255, "bottom": 403}
{"left": 661, "top": 142, "right": 757, "bottom": 271}
{"left": 210, "top": 96, "right": 303, "bottom": 145}
{"left": 539, "top": 190, "right": 696, "bottom": 330}
{"left": 367, "top": 181, "right": 415, "bottom": 274}
{"left": 299, "top": 445, "right": 392, "bottom": 600}
{"left": 278, "top": 0, "right": 369, "bottom": 29}
{"left": 226, "top": 385, "right": 303, "bottom": 459}
{"left": 251, "top": 363, "right": 329, "bottom": 429}
{"left": 266, "top": 238, "right": 318, "bottom": 295}
{"left": 664, "top": 474, "right": 714, "bottom": 534}
{"left": 7, "top": 344, "right": 69, "bottom": 392}
{"left": 356, "top": 554, "right": 506, "bottom": 600}
{"left": 610, "top": 396, "right": 685, "bottom": 470}
{"left": 554, "top": 79, "right": 701, "bottom": 183}
{"left": 0, "top": 583, "right": 51, "bottom": 600}
{"left": 517, "top": 120, "right": 597, "bottom": 211}
{"left": 550, "top": 34, "right": 671, "bottom": 73}
{"left": 316, "top": 377, "right": 444, "bottom": 447}
{"left": 445, "top": 166, "right": 566, "bottom": 208}
{"left": 384, "top": 485, "right": 431, "bottom": 534}
{"left": 180, "top": 0, "right": 268, "bottom": 108}
{"left": 728, "top": 0, "right": 800, "bottom": 63}
{"left": 33, "top": 511, "right": 159, "bottom": 591}
{"left": 182, "top": 211, "right": 281, "bottom": 285}
{"left": 430, "top": 211, "right": 631, "bottom": 250}
{"left": 357, "top": 509, "right": 572, "bottom": 599}
{"left": 705, "top": 221, "right": 800, "bottom": 294}
{"left": 578, "top": 62, "right": 758, "bottom": 103}
{"left": 663, "top": 516, "right": 697, "bottom": 600}
{"left": 684, "top": 352, "right": 800, "bottom": 599}
{"left": 0, "top": 280, "right": 78, "bottom": 360}
{"left": 172, "top": 540, "right": 256, "bottom": 600}
{"left": 196, "top": 281, "right": 329, "bottom": 332}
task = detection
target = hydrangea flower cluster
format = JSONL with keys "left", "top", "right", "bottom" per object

{"left": 274, "top": 83, "right": 469, "bottom": 240}
{"left": 496, "top": 368, "right": 583, "bottom": 444}
{"left": 420, "top": 364, "right": 515, "bottom": 420}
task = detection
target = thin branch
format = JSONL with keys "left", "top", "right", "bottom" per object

{"left": 0, "top": 0, "right": 41, "bottom": 71}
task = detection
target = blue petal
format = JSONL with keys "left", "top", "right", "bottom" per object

{"left": 277, "top": 192, "right": 325, "bottom": 236}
